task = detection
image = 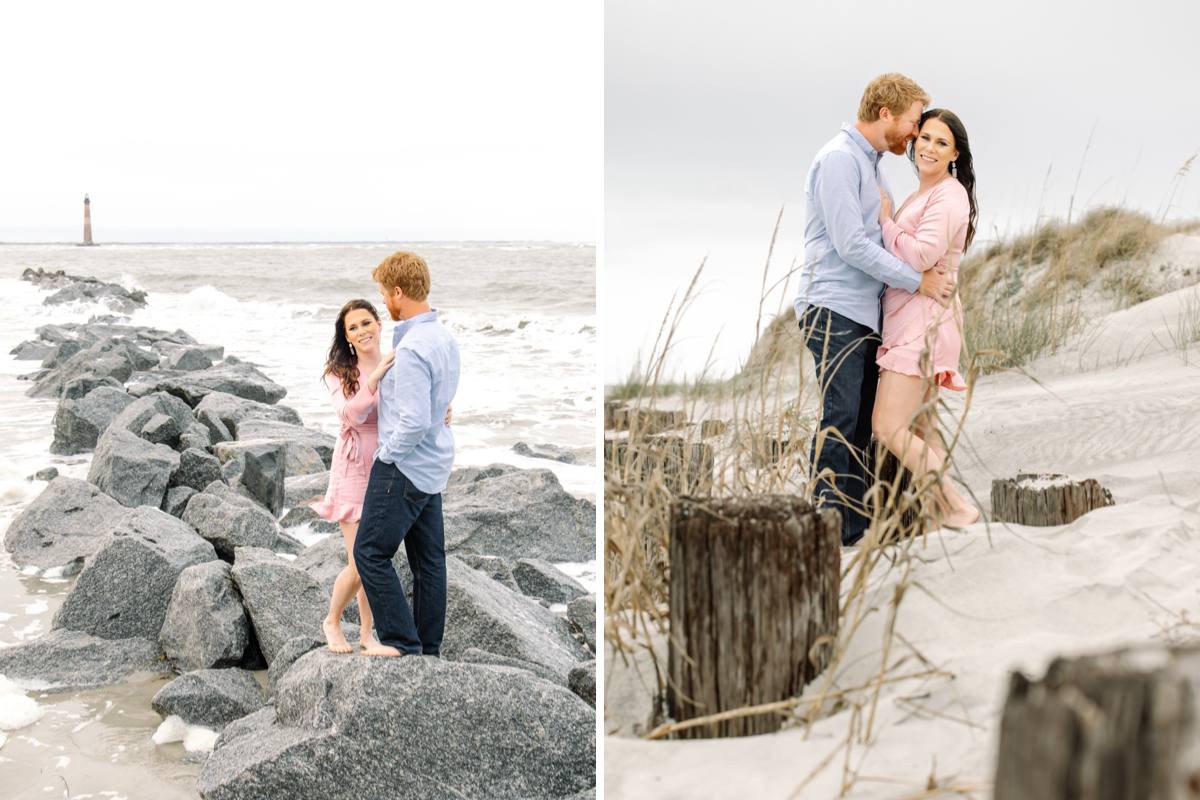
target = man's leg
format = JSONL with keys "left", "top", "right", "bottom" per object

{"left": 800, "top": 306, "right": 877, "bottom": 545}
{"left": 353, "top": 460, "right": 428, "bottom": 655}
{"left": 403, "top": 489, "right": 446, "bottom": 656}
{"left": 849, "top": 325, "right": 883, "bottom": 540}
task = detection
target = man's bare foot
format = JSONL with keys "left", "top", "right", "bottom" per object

{"left": 322, "top": 619, "right": 353, "bottom": 654}
{"left": 361, "top": 644, "right": 404, "bottom": 657}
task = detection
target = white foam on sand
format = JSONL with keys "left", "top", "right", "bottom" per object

{"left": 151, "top": 715, "right": 218, "bottom": 753}
{"left": 0, "top": 675, "right": 44, "bottom": 732}
{"left": 554, "top": 561, "right": 597, "bottom": 595}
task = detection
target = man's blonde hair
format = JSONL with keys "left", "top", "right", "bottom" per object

{"left": 372, "top": 251, "right": 430, "bottom": 302}
{"left": 857, "top": 73, "right": 930, "bottom": 123}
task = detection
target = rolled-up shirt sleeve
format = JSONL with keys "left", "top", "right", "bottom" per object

{"left": 815, "top": 151, "right": 922, "bottom": 292}
{"left": 378, "top": 347, "right": 432, "bottom": 464}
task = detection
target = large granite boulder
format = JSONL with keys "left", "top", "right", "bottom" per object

{"left": 52, "top": 507, "right": 217, "bottom": 640}
{"left": 159, "top": 560, "right": 251, "bottom": 671}
{"left": 213, "top": 440, "right": 286, "bottom": 515}
{"left": 0, "top": 629, "right": 169, "bottom": 691}
{"left": 163, "top": 346, "right": 214, "bottom": 372}
{"left": 182, "top": 482, "right": 284, "bottom": 561}
{"left": 10, "top": 339, "right": 54, "bottom": 361}
{"left": 3, "top": 477, "right": 128, "bottom": 574}
{"left": 28, "top": 344, "right": 134, "bottom": 399}
{"left": 157, "top": 363, "right": 288, "bottom": 406}
{"left": 285, "top": 472, "right": 329, "bottom": 508}
{"left": 197, "top": 652, "right": 595, "bottom": 800}
{"left": 512, "top": 559, "right": 588, "bottom": 605}
{"left": 50, "top": 386, "right": 136, "bottom": 455}
{"left": 230, "top": 547, "right": 329, "bottom": 665}
{"left": 194, "top": 391, "right": 301, "bottom": 432}
{"left": 443, "top": 465, "right": 595, "bottom": 562}
{"left": 152, "top": 668, "right": 267, "bottom": 730}
{"left": 170, "top": 447, "right": 224, "bottom": 492}
{"left": 87, "top": 428, "right": 181, "bottom": 508}
{"left": 107, "top": 391, "right": 196, "bottom": 448}
{"left": 41, "top": 273, "right": 148, "bottom": 314}
{"left": 458, "top": 554, "right": 520, "bottom": 592}
{"left": 442, "top": 556, "right": 590, "bottom": 682}
{"left": 568, "top": 660, "right": 596, "bottom": 707}
{"left": 162, "top": 485, "right": 198, "bottom": 518}
{"left": 234, "top": 418, "right": 335, "bottom": 465}
{"left": 512, "top": 441, "right": 580, "bottom": 464}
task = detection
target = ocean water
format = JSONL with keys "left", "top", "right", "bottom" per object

{"left": 0, "top": 242, "right": 596, "bottom": 797}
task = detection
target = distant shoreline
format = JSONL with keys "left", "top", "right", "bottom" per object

{"left": 0, "top": 239, "right": 596, "bottom": 247}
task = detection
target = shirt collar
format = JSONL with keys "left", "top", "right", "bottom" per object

{"left": 392, "top": 308, "right": 439, "bottom": 343}
{"left": 841, "top": 123, "right": 880, "bottom": 163}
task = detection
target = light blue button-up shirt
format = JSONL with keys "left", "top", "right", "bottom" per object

{"left": 375, "top": 309, "right": 460, "bottom": 494}
{"left": 794, "top": 124, "right": 922, "bottom": 333}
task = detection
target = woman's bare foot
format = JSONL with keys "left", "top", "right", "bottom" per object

{"left": 361, "top": 643, "right": 405, "bottom": 657}
{"left": 359, "top": 635, "right": 381, "bottom": 651}
{"left": 940, "top": 504, "right": 981, "bottom": 529}
{"left": 322, "top": 619, "right": 353, "bottom": 654}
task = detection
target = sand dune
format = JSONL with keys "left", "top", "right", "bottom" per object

{"left": 605, "top": 243, "right": 1200, "bottom": 798}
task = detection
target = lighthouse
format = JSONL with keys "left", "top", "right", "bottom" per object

{"left": 82, "top": 194, "right": 95, "bottom": 246}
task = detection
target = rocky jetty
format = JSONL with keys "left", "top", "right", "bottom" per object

{"left": 3, "top": 273, "right": 598, "bottom": 797}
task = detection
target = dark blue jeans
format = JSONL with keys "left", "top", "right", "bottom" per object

{"left": 799, "top": 305, "right": 880, "bottom": 546}
{"left": 353, "top": 459, "right": 446, "bottom": 656}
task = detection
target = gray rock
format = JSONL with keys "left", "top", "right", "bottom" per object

{"left": 458, "top": 553, "right": 520, "bottom": 592}
{"left": 162, "top": 485, "right": 198, "bottom": 518}
{"left": 10, "top": 340, "right": 54, "bottom": 361}
{"left": 279, "top": 506, "right": 338, "bottom": 534}
{"left": 198, "top": 652, "right": 594, "bottom": 800}
{"left": 3, "top": 477, "right": 129, "bottom": 574}
{"left": 87, "top": 428, "right": 180, "bottom": 508}
{"left": 157, "top": 363, "right": 288, "bottom": 407}
{"left": 52, "top": 507, "right": 217, "bottom": 640}
{"left": 28, "top": 346, "right": 134, "bottom": 399}
{"left": 183, "top": 482, "right": 283, "bottom": 561}
{"left": 284, "top": 472, "right": 329, "bottom": 508}
{"left": 266, "top": 635, "right": 324, "bottom": 693}
{"left": 214, "top": 705, "right": 276, "bottom": 750}
{"left": 293, "top": 534, "right": 347, "bottom": 592}
{"left": 61, "top": 375, "right": 125, "bottom": 400}
{"left": 50, "top": 386, "right": 137, "bottom": 455}
{"left": 512, "top": 559, "right": 588, "bottom": 604}
{"left": 234, "top": 419, "right": 335, "bottom": 467}
{"left": 159, "top": 560, "right": 251, "bottom": 671}
{"left": 152, "top": 668, "right": 266, "bottom": 730}
{"left": 164, "top": 347, "right": 214, "bottom": 372}
{"left": 444, "top": 464, "right": 595, "bottom": 562}
{"left": 230, "top": 546, "right": 329, "bottom": 665}
{"left": 568, "top": 660, "right": 596, "bottom": 706}
{"left": 41, "top": 274, "right": 148, "bottom": 314}
{"left": 283, "top": 441, "right": 326, "bottom": 477}
{"left": 274, "top": 530, "right": 306, "bottom": 556}
{"left": 197, "top": 408, "right": 233, "bottom": 444}
{"left": 213, "top": 440, "right": 286, "bottom": 516}
{"left": 443, "top": 556, "right": 590, "bottom": 682}
{"left": 0, "top": 629, "right": 168, "bottom": 692}
{"left": 458, "top": 646, "right": 561, "bottom": 683}
{"left": 194, "top": 391, "right": 301, "bottom": 434}
{"left": 43, "top": 339, "right": 83, "bottom": 368}
{"left": 107, "top": 391, "right": 195, "bottom": 448}
{"left": 179, "top": 421, "right": 213, "bottom": 451}
{"left": 512, "top": 441, "right": 578, "bottom": 464}
{"left": 171, "top": 447, "right": 224, "bottom": 492}
{"left": 567, "top": 595, "right": 596, "bottom": 653}
{"left": 30, "top": 467, "right": 59, "bottom": 482}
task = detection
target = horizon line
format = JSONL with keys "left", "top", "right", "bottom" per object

{"left": 0, "top": 238, "right": 596, "bottom": 247}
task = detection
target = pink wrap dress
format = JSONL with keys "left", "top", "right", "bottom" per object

{"left": 310, "top": 367, "right": 378, "bottom": 523}
{"left": 877, "top": 176, "right": 970, "bottom": 391}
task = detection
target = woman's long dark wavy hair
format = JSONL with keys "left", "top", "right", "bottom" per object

{"left": 323, "top": 299, "right": 380, "bottom": 398}
{"left": 908, "top": 108, "right": 978, "bottom": 250}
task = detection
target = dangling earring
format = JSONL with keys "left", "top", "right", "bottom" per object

{"left": 951, "top": 161, "right": 958, "bottom": 177}
{"left": 349, "top": 342, "right": 356, "bottom": 355}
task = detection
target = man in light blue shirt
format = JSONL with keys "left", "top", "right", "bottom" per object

{"left": 355, "top": 251, "right": 460, "bottom": 657}
{"left": 795, "top": 73, "right": 954, "bottom": 545}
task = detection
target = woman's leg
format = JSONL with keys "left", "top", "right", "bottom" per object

{"left": 872, "top": 370, "right": 978, "bottom": 526}
{"left": 323, "top": 520, "right": 376, "bottom": 652}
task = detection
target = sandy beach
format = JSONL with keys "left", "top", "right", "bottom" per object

{"left": 604, "top": 233, "right": 1200, "bottom": 798}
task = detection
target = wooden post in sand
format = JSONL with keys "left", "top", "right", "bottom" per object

{"left": 991, "top": 474, "right": 1114, "bottom": 526}
{"left": 605, "top": 435, "right": 714, "bottom": 495}
{"left": 667, "top": 496, "right": 841, "bottom": 738}
{"left": 994, "top": 644, "right": 1200, "bottom": 800}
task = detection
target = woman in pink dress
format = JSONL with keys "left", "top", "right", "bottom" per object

{"left": 311, "top": 299, "right": 396, "bottom": 653}
{"left": 873, "top": 108, "right": 981, "bottom": 527}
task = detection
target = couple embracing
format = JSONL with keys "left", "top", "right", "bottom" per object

{"left": 310, "top": 251, "right": 460, "bottom": 656}
{"left": 798, "top": 73, "right": 982, "bottom": 546}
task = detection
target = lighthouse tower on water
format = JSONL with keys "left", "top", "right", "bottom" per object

{"left": 81, "top": 194, "right": 96, "bottom": 246}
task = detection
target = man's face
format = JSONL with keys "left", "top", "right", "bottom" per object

{"left": 883, "top": 100, "right": 924, "bottom": 155}
{"left": 378, "top": 283, "right": 403, "bottom": 321}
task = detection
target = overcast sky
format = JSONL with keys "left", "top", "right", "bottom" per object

{"left": 605, "top": 0, "right": 1200, "bottom": 381}
{"left": 0, "top": 1, "right": 600, "bottom": 242}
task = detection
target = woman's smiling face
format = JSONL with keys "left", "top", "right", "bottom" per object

{"left": 344, "top": 307, "right": 381, "bottom": 355}
{"left": 914, "top": 117, "right": 959, "bottom": 179}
